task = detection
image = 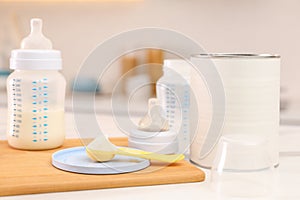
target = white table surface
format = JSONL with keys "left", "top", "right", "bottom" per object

{"left": 1, "top": 105, "right": 300, "bottom": 199}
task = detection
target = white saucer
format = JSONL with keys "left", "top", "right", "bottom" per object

{"left": 52, "top": 146, "right": 150, "bottom": 174}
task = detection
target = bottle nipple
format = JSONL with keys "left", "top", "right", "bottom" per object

{"left": 21, "top": 18, "right": 52, "bottom": 49}
{"left": 138, "top": 98, "right": 169, "bottom": 132}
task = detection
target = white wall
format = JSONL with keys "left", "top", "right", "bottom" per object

{"left": 0, "top": 0, "right": 299, "bottom": 103}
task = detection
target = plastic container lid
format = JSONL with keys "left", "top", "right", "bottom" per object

{"left": 130, "top": 129, "right": 177, "bottom": 143}
{"left": 128, "top": 139, "right": 178, "bottom": 154}
{"left": 129, "top": 129, "right": 178, "bottom": 154}
{"left": 52, "top": 146, "right": 150, "bottom": 174}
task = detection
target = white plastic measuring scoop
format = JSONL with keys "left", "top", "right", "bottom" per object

{"left": 86, "top": 135, "right": 184, "bottom": 163}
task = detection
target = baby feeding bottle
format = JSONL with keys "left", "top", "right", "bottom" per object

{"left": 156, "top": 59, "right": 191, "bottom": 156}
{"left": 6, "top": 18, "right": 66, "bottom": 150}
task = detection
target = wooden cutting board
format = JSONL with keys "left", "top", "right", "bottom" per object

{"left": 0, "top": 138, "right": 205, "bottom": 196}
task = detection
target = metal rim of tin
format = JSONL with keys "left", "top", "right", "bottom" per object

{"left": 191, "top": 53, "right": 280, "bottom": 59}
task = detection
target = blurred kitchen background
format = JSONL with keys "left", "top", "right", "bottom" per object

{"left": 0, "top": 0, "right": 300, "bottom": 125}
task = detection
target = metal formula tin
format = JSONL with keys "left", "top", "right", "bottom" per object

{"left": 190, "top": 53, "right": 280, "bottom": 168}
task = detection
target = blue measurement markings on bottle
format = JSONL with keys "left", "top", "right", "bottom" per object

{"left": 163, "top": 82, "right": 190, "bottom": 154}
{"left": 32, "top": 80, "right": 38, "bottom": 142}
{"left": 165, "top": 84, "right": 177, "bottom": 128}
{"left": 31, "top": 78, "right": 49, "bottom": 143}
{"left": 12, "top": 78, "right": 22, "bottom": 138}
{"left": 42, "top": 78, "right": 49, "bottom": 142}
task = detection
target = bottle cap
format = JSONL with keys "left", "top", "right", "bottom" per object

{"left": 10, "top": 18, "right": 62, "bottom": 70}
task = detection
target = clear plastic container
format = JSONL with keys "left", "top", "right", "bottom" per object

{"left": 6, "top": 18, "right": 66, "bottom": 150}
{"left": 156, "top": 59, "right": 191, "bottom": 155}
